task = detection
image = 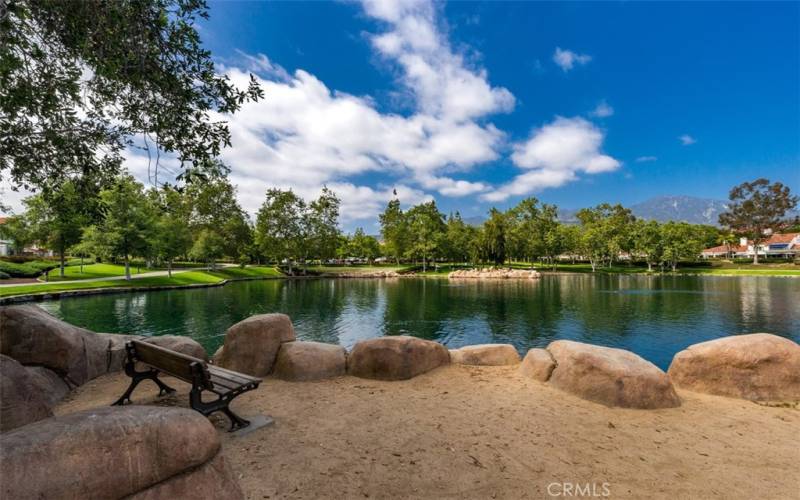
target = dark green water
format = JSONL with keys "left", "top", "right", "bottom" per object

{"left": 39, "top": 275, "right": 799, "bottom": 369}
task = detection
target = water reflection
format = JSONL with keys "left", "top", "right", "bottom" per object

{"left": 40, "top": 275, "right": 800, "bottom": 369}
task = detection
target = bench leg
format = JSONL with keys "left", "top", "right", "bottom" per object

{"left": 221, "top": 407, "right": 251, "bottom": 432}
{"left": 112, "top": 369, "right": 176, "bottom": 406}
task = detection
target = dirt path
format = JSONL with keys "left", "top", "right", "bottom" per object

{"left": 56, "top": 365, "right": 800, "bottom": 499}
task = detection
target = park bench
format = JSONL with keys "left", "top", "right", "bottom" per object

{"left": 112, "top": 340, "right": 260, "bottom": 431}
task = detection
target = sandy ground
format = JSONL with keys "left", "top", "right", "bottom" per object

{"left": 56, "top": 365, "right": 800, "bottom": 500}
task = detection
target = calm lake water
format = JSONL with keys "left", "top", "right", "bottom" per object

{"left": 39, "top": 275, "right": 800, "bottom": 369}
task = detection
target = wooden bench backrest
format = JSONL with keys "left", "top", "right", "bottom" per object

{"left": 131, "top": 340, "right": 211, "bottom": 387}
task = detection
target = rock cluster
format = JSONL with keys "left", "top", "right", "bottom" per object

{"left": 448, "top": 268, "right": 541, "bottom": 279}
{"left": 668, "top": 333, "right": 800, "bottom": 402}
{"left": 0, "top": 406, "right": 243, "bottom": 500}
{"left": 519, "top": 340, "right": 681, "bottom": 409}
{"left": 274, "top": 341, "right": 347, "bottom": 381}
{"left": 0, "top": 305, "right": 207, "bottom": 431}
{"left": 450, "top": 344, "right": 520, "bottom": 366}
{"left": 214, "top": 313, "right": 296, "bottom": 377}
{"left": 348, "top": 336, "right": 450, "bottom": 380}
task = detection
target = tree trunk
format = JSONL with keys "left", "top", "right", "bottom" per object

{"left": 59, "top": 242, "right": 66, "bottom": 278}
{"left": 168, "top": 260, "right": 172, "bottom": 278}
{"left": 671, "top": 261, "right": 677, "bottom": 272}
{"left": 590, "top": 259, "right": 597, "bottom": 272}
{"left": 753, "top": 242, "right": 759, "bottom": 264}
{"left": 647, "top": 261, "right": 652, "bottom": 272}
{"left": 124, "top": 257, "right": 131, "bottom": 280}
{"left": 422, "top": 255, "right": 427, "bottom": 272}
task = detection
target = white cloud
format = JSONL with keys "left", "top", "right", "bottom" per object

{"left": 553, "top": 47, "right": 591, "bottom": 72}
{"left": 483, "top": 116, "right": 620, "bottom": 202}
{"left": 206, "top": 0, "right": 515, "bottom": 222}
{"left": 679, "top": 134, "right": 696, "bottom": 145}
{"left": 635, "top": 156, "right": 657, "bottom": 163}
{"left": 589, "top": 100, "right": 614, "bottom": 118}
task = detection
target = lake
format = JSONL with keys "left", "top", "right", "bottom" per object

{"left": 39, "top": 275, "right": 800, "bottom": 370}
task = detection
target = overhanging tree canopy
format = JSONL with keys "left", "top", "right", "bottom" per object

{"left": 0, "top": 0, "right": 262, "bottom": 193}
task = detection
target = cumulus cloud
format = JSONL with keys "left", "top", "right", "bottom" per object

{"left": 553, "top": 47, "right": 591, "bottom": 72}
{"left": 589, "top": 100, "right": 614, "bottom": 118}
{"left": 483, "top": 117, "right": 620, "bottom": 202}
{"left": 679, "top": 134, "right": 696, "bottom": 145}
{"left": 635, "top": 156, "right": 657, "bottom": 163}
{"left": 207, "top": 0, "right": 515, "bottom": 222}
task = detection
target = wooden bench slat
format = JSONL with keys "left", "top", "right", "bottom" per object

{"left": 208, "top": 365, "right": 260, "bottom": 384}
{"left": 208, "top": 374, "right": 242, "bottom": 392}
{"left": 132, "top": 340, "right": 202, "bottom": 382}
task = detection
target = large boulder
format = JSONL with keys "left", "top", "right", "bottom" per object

{"left": 144, "top": 335, "right": 207, "bottom": 361}
{"left": 0, "top": 305, "right": 108, "bottom": 385}
{"left": 23, "top": 365, "right": 71, "bottom": 407}
{"left": 519, "top": 348, "right": 556, "bottom": 382}
{"left": 216, "top": 313, "right": 296, "bottom": 376}
{"left": 668, "top": 333, "right": 800, "bottom": 401}
{"left": 273, "top": 341, "right": 347, "bottom": 381}
{"left": 545, "top": 340, "right": 681, "bottom": 409}
{"left": 127, "top": 454, "right": 244, "bottom": 500}
{"left": 0, "top": 355, "right": 53, "bottom": 432}
{"left": 449, "top": 344, "right": 520, "bottom": 366}
{"left": 0, "top": 406, "right": 225, "bottom": 499}
{"left": 348, "top": 336, "right": 450, "bottom": 381}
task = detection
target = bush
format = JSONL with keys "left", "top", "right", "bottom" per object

{"left": 0, "top": 271, "right": 10, "bottom": 279}
{"left": 0, "top": 261, "right": 40, "bottom": 278}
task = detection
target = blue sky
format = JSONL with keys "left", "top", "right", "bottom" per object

{"left": 12, "top": 0, "right": 797, "bottom": 229}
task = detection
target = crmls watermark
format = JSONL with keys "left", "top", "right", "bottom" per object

{"left": 547, "top": 482, "right": 611, "bottom": 497}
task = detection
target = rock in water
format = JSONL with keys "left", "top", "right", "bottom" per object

{"left": 449, "top": 344, "right": 520, "bottom": 365}
{"left": 519, "top": 348, "right": 556, "bottom": 382}
{"left": 348, "top": 336, "right": 450, "bottom": 381}
{"left": 0, "top": 355, "right": 53, "bottom": 432}
{"left": 216, "top": 313, "right": 296, "bottom": 376}
{"left": 668, "top": 333, "right": 800, "bottom": 401}
{"left": 0, "top": 406, "right": 225, "bottom": 499}
{"left": 546, "top": 340, "right": 681, "bottom": 409}
{"left": 274, "top": 341, "right": 347, "bottom": 381}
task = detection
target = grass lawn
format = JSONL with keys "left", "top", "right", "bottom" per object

{"left": 1, "top": 266, "right": 286, "bottom": 298}
{"left": 206, "top": 266, "right": 284, "bottom": 279}
{"left": 45, "top": 263, "right": 156, "bottom": 281}
{"left": 0, "top": 271, "right": 224, "bottom": 298}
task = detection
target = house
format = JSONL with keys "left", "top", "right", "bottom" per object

{"left": 701, "top": 233, "right": 800, "bottom": 259}
{"left": 0, "top": 216, "right": 11, "bottom": 257}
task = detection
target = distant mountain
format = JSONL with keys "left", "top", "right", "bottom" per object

{"left": 629, "top": 196, "right": 730, "bottom": 225}
{"left": 464, "top": 195, "right": 795, "bottom": 227}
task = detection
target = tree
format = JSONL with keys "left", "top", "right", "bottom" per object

{"left": 443, "top": 212, "right": 473, "bottom": 264}
{"left": 558, "top": 224, "right": 581, "bottom": 264}
{"left": 189, "top": 229, "right": 224, "bottom": 269}
{"left": 576, "top": 204, "right": 635, "bottom": 270}
{"left": 254, "top": 189, "right": 304, "bottom": 272}
{"left": 307, "top": 187, "right": 341, "bottom": 264}
{"left": 379, "top": 198, "right": 408, "bottom": 265}
{"left": 661, "top": 222, "right": 705, "bottom": 271}
{"left": 718, "top": 179, "right": 798, "bottom": 263}
{"left": 90, "top": 176, "right": 155, "bottom": 280}
{"left": 153, "top": 212, "right": 192, "bottom": 277}
{"left": 23, "top": 181, "right": 90, "bottom": 277}
{"left": 480, "top": 208, "right": 508, "bottom": 266}
{"left": 1, "top": 0, "right": 263, "bottom": 192}
{"left": 0, "top": 214, "right": 33, "bottom": 254}
{"left": 405, "top": 201, "right": 445, "bottom": 272}
{"left": 349, "top": 228, "right": 380, "bottom": 263}
{"left": 632, "top": 219, "right": 663, "bottom": 272}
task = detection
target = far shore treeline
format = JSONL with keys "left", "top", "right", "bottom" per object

{"left": 1, "top": 174, "right": 797, "bottom": 279}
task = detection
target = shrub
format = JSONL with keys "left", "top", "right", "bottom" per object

{"left": 0, "top": 261, "right": 40, "bottom": 278}
{"left": 0, "top": 271, "right": 10, "bottom": 279}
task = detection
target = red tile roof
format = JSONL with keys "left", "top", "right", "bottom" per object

{"left": 0, "top": 216, "right": 7, "bottom": 224}
{"left": 765, "top": 233, "right": 799, "bottom": 245}
{"left": 702, "top": 244, "right": 747, "bottom": 254}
